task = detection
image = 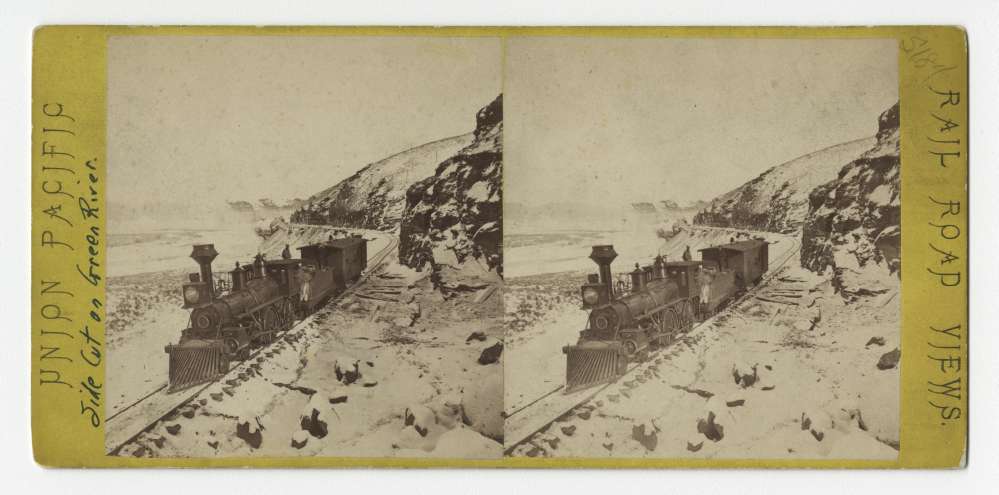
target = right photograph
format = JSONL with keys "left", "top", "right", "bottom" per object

{"left": 503, "top": 37, "right": 901, "bottom": 459}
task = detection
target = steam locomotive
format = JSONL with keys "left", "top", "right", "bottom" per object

{"left": 165, "top": 236, "right": 368, "bottom": 391}
{"left": 563, "top": 239, "right": 769, "bottom": 393}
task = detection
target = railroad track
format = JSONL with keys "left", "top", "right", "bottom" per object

{"left": 105, "top": 233, "right": 399, "bottom": 455}
{"left": 503, "top": 235, "right": 802, "bottom": 455}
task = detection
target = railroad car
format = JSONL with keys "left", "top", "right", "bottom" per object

{"left": 563, "top": 238, "right": 768, "bottom": 393}
{"left": 164, "top": 235, "right": 367, "bottom": 391}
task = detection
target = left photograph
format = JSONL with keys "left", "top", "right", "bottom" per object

{"left": 103, "top": 36, "right": 504, "bottom": 458}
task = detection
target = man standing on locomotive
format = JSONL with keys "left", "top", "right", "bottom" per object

{"left": 297, "top": 267, "right": 313, "bottom": 318}
{"left": 696, "top": 265, "right": 713, "bottom": 317}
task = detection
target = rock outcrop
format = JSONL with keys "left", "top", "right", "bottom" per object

{"left": 399, "top": 95, "right": 503, "bottom": 273}
{"left": 293, "top": 133, "right": 475, "bottom": 231}
{"left": 693, "top": 137, "right": 877, "bottom": 233}
{"left": 801, "top": 103, "right": 900, "bottom": 300}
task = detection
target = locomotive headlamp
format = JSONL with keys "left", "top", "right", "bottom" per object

{"left": 183, "top": 286, "right": 201, "bottom": 305}
{"left": 594, "top": 315, "right": 610, "bottom": 330}
{"left": 580, "top": 283, "right": 607, "bottom": 308}
{"left": 182, "top": 281, "right": 213, "bottom": 309}
{"left": 195, "top": 313, "right": 213, "bottom": 330}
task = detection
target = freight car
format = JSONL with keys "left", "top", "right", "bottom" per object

{"left": 563, "top": 239, "right": 768, "bottom": 393}
{"left": 164, "top": 235, "right": 368, "bottom": 391}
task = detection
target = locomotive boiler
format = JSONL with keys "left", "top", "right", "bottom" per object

{"left": 563, "top": 239, "right": 768, "bottom": 393}
{"left": 165, "top": 236, "right": 368, "bottom": 391}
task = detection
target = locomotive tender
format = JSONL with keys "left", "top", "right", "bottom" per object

{"left": 563, "top": 239, "right": 768, "bottom": 393}
{"left": 165, "top": 236, "right": 368, "bottom": 391}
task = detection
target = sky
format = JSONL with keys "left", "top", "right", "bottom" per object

{"left": 108, "top": 36, "right": 898, "bottom": 225}
{"left": 107, "top": 35, "right": 502, "bottom": 220}
{"left": 504, "top": 37, "right": 899, "bottom": 208}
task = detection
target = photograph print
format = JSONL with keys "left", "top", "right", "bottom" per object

{"left": 502, "top": 37, "right": 902, "bottom": 459}
{"left": 104, "top": 35, "right": 505, "bottom": 459}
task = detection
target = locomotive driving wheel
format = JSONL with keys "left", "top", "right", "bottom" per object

{"left": 259, "top": 307, "right": 279, "bottom": 344}
{"left": 681, "top": 300, "right": 695, "bottom": 332}
{"left": 277, "top": 299, "right": 293, "bottom": 332}
{"left": 649, "top": 310, "right": 668, "bottom": 346}
{"left": 667, "top": 306, "right": 681, "bottom": 342}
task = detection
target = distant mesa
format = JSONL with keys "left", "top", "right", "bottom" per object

{"left": 227, "top": 198, "right": 306, "bottom": 214}
{"left": 227, "top": 200, "right": 255, "bottom": 213}
{"left": 631, "top": 202, "right": 658, "bottom": 214}
{"left": 631, "top": 201, "right": 707, "bottom": 215}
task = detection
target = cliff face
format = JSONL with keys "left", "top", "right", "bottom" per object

{"left": 801, "top": 103, "right": 900, "bottom": 300}
{"left": 693, "top": 137, "right": 877, "bottom": 234}
{"left": 293, "top": 133, "right": 475, "bottom": 231}
{"left": 399, "top": 95, "right": 503, "bottom": 273}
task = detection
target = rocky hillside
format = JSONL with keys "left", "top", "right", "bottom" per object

{"left": 801, "top": 103, "right": 900, "bottom": 300}
{"left": 693, "top": 136, "right": 877, "bottom": 234}
{"left": 294, "top": 133, "right": 475, "bottom": 231}
{"left": 399, "top": 95, "right": 503, "bottom": 273}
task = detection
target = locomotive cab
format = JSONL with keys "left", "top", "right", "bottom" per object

{"left": 699, "top": 239, "right": 769, "bottom": 289}
{"left": 664, "top": 261, "right": 702, "bottom": 299}
{"left": 264, "top": 259, "right": 302, "bottom": 298}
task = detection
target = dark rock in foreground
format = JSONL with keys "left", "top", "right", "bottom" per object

{"left": 877, "top": 348, "right": 901, "bottom": 370}
{"left": 478, "top": 341, "right": 504, "bottom": 365}
{"left": 236, "top": 420, "right": 263, "bottom": 449}
{"left": 697, "top": 411, "right": 725, "bottom": 442}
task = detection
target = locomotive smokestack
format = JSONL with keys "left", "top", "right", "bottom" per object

{"left": 589, "top": 245, "right": 618, "bottom": 300}
{"left": 190, "top": 244, "right": 219, "bottom": 299}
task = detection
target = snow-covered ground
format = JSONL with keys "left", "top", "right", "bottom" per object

{"left": 109, "top": 225, "right": 504, "bottom": 459}
{"left": 504, "top": 225, "right": 899, "bottom": 459}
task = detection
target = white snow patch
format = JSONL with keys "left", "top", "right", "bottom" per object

{"left": 867, "top": 183, "right": 892, "bottom": 206}
{"left": 465, "top": 180, "right": 493, "bottom": 202}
